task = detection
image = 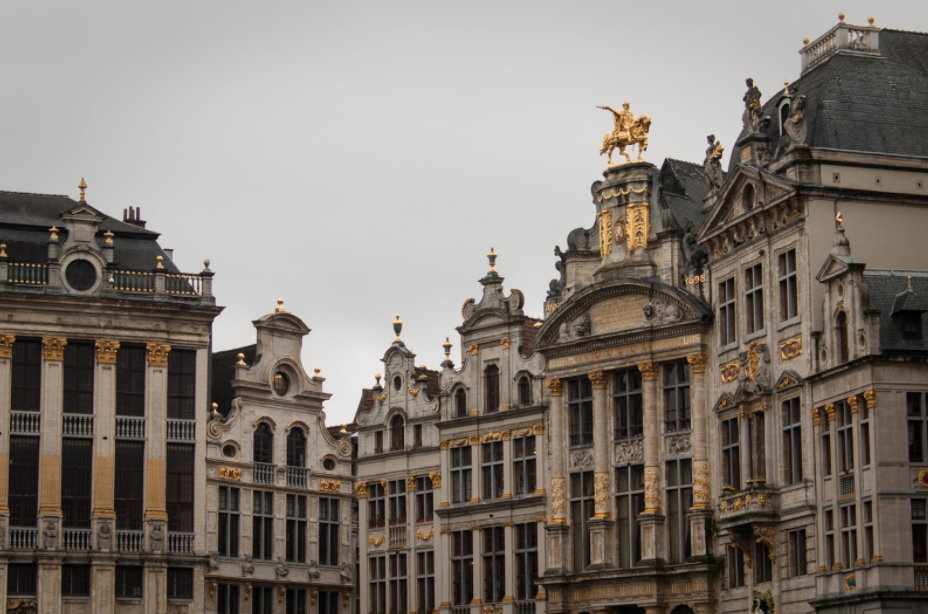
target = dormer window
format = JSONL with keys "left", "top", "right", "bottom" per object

{"left": 742, "top": 184, "right": 757, "bottom": 211}
{"left": 518, "top": 376, "right": 531, "bottom": 407}
{"left": 901, "top": 312, "right": 923, "bottom": 340}
{"left": 779, "top": 101, "right": 791, "bottom": 136}
{"left": 455, "top": 388, "right": 468, "bottom": 418}
{"left": 835, "top": 311, "right": 850, "bottom": 364}
{"left": 272, "top": 372, "right": 289, "bottom": 396}
{"left": 390, "top": 415, "right": 405, "bottom": 451}
{"left": 891, "top": 280, "right": 926, "bottom": 341}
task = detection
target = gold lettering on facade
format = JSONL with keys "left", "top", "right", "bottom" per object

{"left": 685, "top": 272, "right": 708, "bottom": 286}
{"left": 780, "top": 336, "right": 803, "bottom": 360}
{"left": 545, "top": 302, "right": 562, "bottom": 313}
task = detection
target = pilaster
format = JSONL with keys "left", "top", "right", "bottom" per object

{"left": 92, "top": 340, "right": 119, "bottom": 521}
{"left": 142, "top": 562, "right": 168, "bottom": 614}
{"left": 637, "top": 363, "right": 661, "bottom": 514}
{"left": 144, "top": 343, "right": 171, "bottom": 521}
{"left": 470, "top": 526, "right": 483, "bottom": 605}
{"left": 90, "top": 557, "right": 117, "bottom": 614}
{"left": 687, "top": 354, "right": 710, "bottom": 510}
{"left": 0, "top": 335, "right": 13, "bottom": 517}
{"left": 545, "top": 379, "right": 566, "bottom": 524}
{"left": 37, "top": 558, "right": 63, "bottom": 614}
{"left": 38, "top": 337, "right": 66, "bottom": 518}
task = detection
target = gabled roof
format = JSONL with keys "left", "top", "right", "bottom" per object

{"left": 0, "top": 190, "right": 157, "bottom": 235}
{"left": 698, "top": 165, "right": 797, "bottom": 241}
{"left": 659, "top": 159, "right": 710, "bottom": 233}
{"left": 864, "top": 269, "right": 928, "bottom": 353}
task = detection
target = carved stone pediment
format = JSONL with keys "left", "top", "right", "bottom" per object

{"left": 699, "top": 166, "right": 796, "bottom": 240}
{"left": 775, "top": 370, "right": 804, "bottom": 391}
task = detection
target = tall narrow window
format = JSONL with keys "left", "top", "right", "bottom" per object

{"left": 417, "top": 551, "right": 435, "bottom": 614}
{"left": 11, "top": 339, "right": 41, "bottom": 412}
{"left": 414, "top": 424, "right": 423, "bottom": 448}
{"left": 518, "top": 376, "right": 532, "bottom": 407}
{"left": 166, "top": 444, "right": 194, "bottom": 532}
{"left": 285, "top": 589, "right": 306, "bottom": 614}
{"left": 570, "top": 471, "right": 595, "bottom": 571}
{"left": 515, "top": 523, "right": 538, "bottom": 600}
{"left": 451, "top": 447, "right": 472, "bottom": 504}
{"left": 788, "top": 529, "right": 807, "bottom": 577}
{"left": 319, "top": 497, "right": 339, "bottom": 566}
{"left": 745, "top": 263, "right": 764, "bottom": 334}
{"left": 251, "top": 586, "right": 274, "bottom": 614}
{"left": 388, "top": 553, "right": 408, "bottom": 614}
{"left": 778, "top": 248, "right": 798, "bottom": 321}
{"left": 754, "top": 541, "right": 773, "bottom": 583}
{"left": 167, "top": 568, "right": 193, "bottom": 599}
{"left": 568, "top": 378, "right": 594, "bottom": 446}
{"left": 390, "top": 415, "right": 405, "bottom": 451}
{"left": 666, "top": 459, "right": 693, "bottom": 564}
{"left": 836, "top": 311, "right": 849, "bottom": 364}
{"left": 285, "top": 494, "right": 307, "bottom": 563}
{"left": 368, "top": 482, "right": 385, "bottom": 528}
{"left": 863, "top": 501, "right": 874, "bottom": 563}
{"left": 62, "top": 438, "right": 92, "bottom": 528}
{"left": 369, "top": 556, "right": 387, "bottom": 614}
{"left": 837, "top": 401, "right": 854, "bottom": 472}
{"left": 252, "top": 491, "right": 274, "bottom": 560}
{"left": 8, "top": 564, "right": 37, "bottom": 597}
{"left": 721, "top": 418, "right": 741, "bottom": 490}
{"left": 860, "top": 396, "right": 872, "bottom": 466}
{"left": 728, "top": 546, "right": 745, "bottom": 588}
{"left": 320, "top": 591, "right": 340, "bottom": 614}
{"left": 62, "top": 565, "right": 90, "bottom": 597}
{"left": 116, "top": 345, "right": 146, "bottom": 416}
{"left": 822, "top": 429, "right": 833, "bottom": 477}
{"left": 388, "top": 479, "right": 407, "bottom": 525}
{"left": 451, "top": 530, "right": 474, "bottom": 605}
{"left": 719, "top": 277, "right": 737, "bottom": 346}
{"left": 824, "top": 509, "right": 835, "bottom": 568}
{"left": 115, "top": 566, "right": 143, "bottom": 599}
{"left": 217, "top": 584, "right": 239, "bottom": 614}
{"left": 841, "top": 504, "right": 858, "bottom": 568}
{"left": 374, "top": 431, "right": 384, "bottom": 454}
{"left": 782, "top": 398, "right": 803, "bottom": 484}
{"left": 63, "top": 343, "right": 95, "bottom": 414}
{"left": 483, "top": 526, "right": 505, "bottom": 604}
{"left": 455, "top": 388, "right": 468, "bottom": 418}
{"left": 913, "top": 499, "right": 927, "bottom": 564}
{"left": 9, "top": 436, "right": 39, "bottom": 527}
{"left": 482, "top": 441, "right": 504, "bottom": 501}
{"left": 218, "top": 486, "right": 240, "bottom": 558}
{"left": 167, "top": 349, "right": 196, "bottom": 420}
{"left": 253, "top": 424, "right": 274, "bottom": 464}
{"left": 485, "top": 365, "right": 500, "bottom": 413}
{"left": 613, "top": 369, "right": 643, "bottom": 440}
{"left": 908, "top": 392, "right": 927, "bottom": 463}
{"left": 286, "top": 428, "right": 305, "bottom": 467}
{"left": 513, "top": 436, "right": 537, "bottom": 495}
{"left": 663, "top": 361, "right": 691, "bottom": 432}
{"left": 616, "top": 464, "right": 645, "bottom": 569}
{"left": 415, "top": 477, "right": 433, "bottom": 523}
{"left": 750, "top": 413, "right": 766, "bottom": 482}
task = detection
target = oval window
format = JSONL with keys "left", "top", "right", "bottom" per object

{"left": 222, "top": 444, "right": 237, "bottom": 458}
{"left": 323, "top": 458, "right": 336, "bottom": 471}
{"left": 273, "top": 372, "right": 289, "bottom": 396}
{"left": 742, "top": 184, "right": 757, "bottom": 211}
{"left": 65, "top": 260, "right": 97, "bottom": 291}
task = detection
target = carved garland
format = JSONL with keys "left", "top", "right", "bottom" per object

{"left": 368, "top": 533, "right": 385, "bottom": 547}
{"left": 416, "top": 527, "right": 434, "bottom": 541}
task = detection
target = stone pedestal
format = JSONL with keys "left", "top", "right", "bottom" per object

{"left": 544, "top": 523, "right": 571, "bottom": 575}
{"left": 593, "top": 161, "right": 658, "bottom": 282}
{"left": 688, "top": 508, "right": 713, "bottom": 559}
{"left": 638, "top": 513, "right": 665, "bottom": 565}
{"left": 586, "top": 518, "right": 615, "bottom": 571}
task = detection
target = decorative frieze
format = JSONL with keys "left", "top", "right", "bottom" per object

{"left": 593, "top": 473, "right": 610, "bottom": 519}
{"left": 320, "top": 479, "right": 340, "bottom": 493}
{"left": 615, "top": 440, "right": 643, "bottom": 464}
{"left": 550, "top": 478, "right": 566, "bottom": 522}
{"left": 643, "top": 470, "right": 661, "bottom": 513}
{"left": 219, "top": 467, "right": 242, "bottom": 481}
{"left": 667, "top": 433, "right": 691, "bottom": 456}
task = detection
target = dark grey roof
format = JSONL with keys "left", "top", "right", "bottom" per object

{"left": 730, "top": 28, "right": 928, "bottom": 171}
{"left": 659, "top": 159, "right": 709, "bottom": 232}
{"left": 864, "top": 269, "right": 928, "bottom": 353}
{"left": 212, "top": 344, "right": 258, "bottom": 417}
{"left": 0, "top": 191, "right": 157, "bottom": 235}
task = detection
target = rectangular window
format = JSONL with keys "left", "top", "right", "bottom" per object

{"left": 570, "top": 471, "right": 595, "bottom": 571}
{"left": 782, "top": 398, "right": 803, "bottom": 484}
{"left": 513, "top": 436, "right": 537, "bottom": 496}
{"left": 515, "top": 523, "right": 538, "bottom": 600}
{"left": 721, "top": 417, "right": 741, "bottom": 490}
{"left": 482, "top": 441, "right": 504, "bottom": 500}
{"left": 788, "top": 529, "right": 808, "bottom": 577}
{"left": 613, "top": 369, "right": 643, "bottom": 440}
{"left": 451, "top": 446, "right": 473, "bottom": 504}
{"left": 63, "top": 343, "right": 95, "bottom": 414}
{"left": 568, "top": 378, "right": 594, "bottom": 446}
{"left": 822, "top": 430, "right": 833, "bottom": 477}
{"left": 319, "top": 497, "right": 340, "bottom": 566}
{"left": 841, "top": 504, "right": 858, "bottom": 568}
{"left": 666, "top": 459, "right": 693, "bottom": 564}
{"left": 9, "top": 435, "right": 39, "bottom": 527}
{"left": 115, "top": 566, "right": 143, "bottom": 599}
{"left": 663, "top": 361, "right": 691, "bottom": 432}
{"left": 286, "top": 589, "right": 306, "bottom": 614}
{"left": 368, "top": 482, "right": 385, "bottom": 528}
{"left": 252, "top": 586, "right": 274, "bottom": 614}
{"left": 369, "top": 556, "right": 387, "bottom": 614}
{"left": 286, "top": 494, "right": 307, "bottom": 563}
{"left": 166, "top": 443, "right": 194, "bottom": 532}
{"left": 483, "top": 526, "right": 505, "bottom": 604}
{"left": 778, "top": 248, "right": 798, "bottom": 321}
{"left": 218, "top": 486, "right": 240, "bottom": 558}
{"left": 728, "top": 546, "right": 745, "bottom": 589}
{"left": 415, "top": 477, "right": 433, "bottom": 523}
{"left": 62, "top": 438, "right": 92, "bottom": 528}
{"left": 414, "top": 424, "right": 423, "bottom": 448}
{"left": 388, "top": 553, "right": 408, "bottom": 614}
{"left": 375, "top": 431, "right": 384, "bottom": 454}
{"left": 825, "top": 509, "right": 835, "bottom": 568}
{"left": 860, "top": 396, "right": 871, "bottom": 466}
{"left": 837, "top": 401, "right": 854, "bottom": 473}
{"left": 754, "top": 541, "right": 773, "bottom": 583}
{"left": 417, "top": 550, "right": 435, "bottom": 614}
{"left": 908, "top": 392, "right": 927, "bottom": 463}
{"left": 217, "top": 584, "right": 240, "bottom": 614}
{"left": 485, "top": 365, "right": 500, "bottom": 413}
{"left": 864, "top": 500, "right": 874, "bottom": 562}
{"left": 388, "top": 479, "right": 407, "bottom": 525}
{"left": 62, "top": 565, "right": 90, "bottom": 597}
{"left": 750, "top": 413, "right": 766, "bottom": 482}
{"left": 745, "top": 263, "right": 764, "bottom": 334}
{"left": 451, "top": 530, "right": 474, "bottom": 605}
{"left": 167, "top": 349, "right": 196, "bottom": 420}
{"left": 167, "top": 568, "right": 193, "bottom": 600}
{"left": 7, "top": 564, "right": 37, "bottom": 596}
{"left": 320, "top": 591, "right": 340, "bottom": 614}
{"left": 252, "top": 490, "right": 274, "bottom": 560}
{"left": 116, "top": 345, "right": 146, "bottom": 416}
{"left": 115, "top": 441, "right": 144, "bottom": 530}
{"left": 616, "top": 464, "right": 644, "bottom": 569}
{"left": 11, "top": 339, "right": 41, "bottom": 412}
{"left": 718, "top": 277, "right": 737, "bottom": 346}
{"left": 913, "top": 499, "right": 927, "bottom": 563}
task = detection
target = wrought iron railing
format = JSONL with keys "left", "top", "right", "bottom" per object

{"left": 515, "top": 602, "right": 537, "bottom": 614}
{"left": 840, "top": 473, "right": 855, "bottom": 500}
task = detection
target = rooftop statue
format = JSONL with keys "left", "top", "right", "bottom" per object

{"left": 704, "top": 134, "right": 725, "bottom": 194}
{"left": 784, "top": 82, "right": 808, "bottom": 147}
{"left": 598, "top": 102, "right": 651, "bottom": 165}
{"left": 742, "top": 78, "right": 763, "bottom": 133}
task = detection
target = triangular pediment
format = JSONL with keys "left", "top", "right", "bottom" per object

{"left": 713, "top": 392, "right": 736, "bottom": 413}
{"left": 699, "top": 165, "right": 797, "bottom": 241}
{"left": 816, "top": 253, "right": 864, "bottom": 283}
{"left": 775, "top": 370, "right": 804, "bottom": 391}
{"left": 63, "top": 202, "right": 106, "bottom": 220}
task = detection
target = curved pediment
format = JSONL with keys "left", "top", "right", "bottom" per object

{"left": 534, "top": 279, "right": 711, "bottom": 349}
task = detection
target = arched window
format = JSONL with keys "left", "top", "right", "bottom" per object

{"left": 779, "top": 101, "right": 791, "bottom": 135}
{"left": 518, "top": 376, "right": 531, "bottom": 407}
{"left": 455, "top": 388, "right": 467, "bottom": 418}
{"left": 836, "top": 311, "right": 849, "bottom": 364}
{"left": 390, "top": 415, "right": 405, "bottom": 451}
{"left": 253, "top": 423, "right": 273, "bottom": 464}
{"left": 485, "top": 365, "right": 500, "bottom": 413}
{"left": 287, "top": 428, "right": 306, "bottom": 467}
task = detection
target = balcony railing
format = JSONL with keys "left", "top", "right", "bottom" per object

{"left": 10, "top": 412, "right": 40, "bottom": 435}
{"left": 9, "top": 528, "right": 38, "bottom": 550}
{"left": 916, "top": 566, "right": 928, "bottom": 591}
{"left": 515, "top": 602, "right": 537, "bottom": 614}
{"left": 115, "top": 416, "right": 146, "bottom": 440}
{"left": 389, "top": 527, "right": 407, "bottom": 549}
{"left": 253, "top": 463, "right": 276, "bottom": 485}
{"left": 62, "top": 414, "right": 94, "bottom": 438}
{"left": 287, "top": 466, "right": 308, "bottom": 489}
{"left": 111, "top": 270, "right": 154, "bottom": 293}
{"left": 63, "top": 529, "right": 93, "bottom": 551}
{"left": 840, "top": 473, "right": 856, "bottom": 500}
{"left": 117, "top": 530, "right": 145, "bottom": 553}
{"left": 166, "top": 274, "right": 202, "bottom": 296}
{"left": 452, "top": 608, "right": 470, "bottom": 614}
{"left": 168, "top": 532, "right": 195, "bottom": 554}
{"left": 166, "top": 419, "right": 197, "bottom": 442}
{"left": 6, "top": 262, "right": 48, "bottom": 285}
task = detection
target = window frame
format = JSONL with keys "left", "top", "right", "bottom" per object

{"left": 485, "top": 364, "right": 500, "bottom": 413}
{"left": 451, "top": 530, "right": 474, "bottom": 605}
{"left": 451, "top": 446, "right": 473, "bottom": 504}
{"left": 513, "top": 435, "right": 537, "bottom": 496}
{"left": 908, "top": 392, "right": 927, "bottom": 463}
{"left": 286, "top": 428, "right": 306, "bottom": 468}
{"left": 482, "top": 526, "right": 506, "bottom": 604}
{"left": 721, "top": 417, "right": 741, "bottom": 490}
{"left": 718, "top": 277, "right": 737, "bottom": 347}
{"left": 368, "top": 482, "right": 385, "bottom": 529}
{"left": 388, "top": 552, "right": 408, "bottom": 614}
{"left": 11, "top": 339, "right": 42, "bottom": 412}
{"left": 613, "top": 369, "right": 643, "bottom": 441}
{"left": 63, "top": 342, "right": 95, "bottom": 415}
{"left": 663, "top": 361, "right": 691, "bottom": 433}
{"left": 665, "top": 458, "right": 693, "bottom": 564}
{"left": 745, "top": 262, "right": 765, "bottom": 335}
{"left": 615, "top": 463, "right": 645, "bottom": 569}
{"left": 62, "top": 437, "right": 93, "bottom": 528}
{"left": 166, "top": 443, "right": 195, "bottom": 532}
{"left": 788, "top": 528, "right": 808, "bottom": 577}
{"left": 455, "top": 387, "right": 468, "bottom": 418}
{"left": 782, "top": 397, "right": 803, "bottom": 484}
{"left": 62, "top": 564, "right": 90, "bottom": 597}
{"left": 481, "top": 441, "right": 504, "bottom": 501}
{"left": 166, "top": 349, "right": 196, "bottom": 420}
{"left": 570, "top": 471, "right": 595, "bottom": 571}
{"left": 840, "top": 503, "right": 858, "bottom": 569}
{"left": 369, "top": 555, "right": 387, "bottom": 614}
{"left": 388, "top": 479, "right": 407, "bottom": 526}
{"left": 252, "top": 490, "right": 274, "bottom": 560}
{"left": 217, "top": 584, "right": 240, "bottom": 614}
{"left": 568, "top": 378, "right": 594, "bottom": 447}
{"left": 115, "top": 565, "right": 143, "bottom": 600}
{"left": 518, "top": 376, "right": 532, "bottom": 407}
{"left": 167, "top": 567, "right": 194, "bottom": 600}
{"left": 415, "top": 477, "right": 433, "bottom": 523}
{"left": 217, "top": 485, "right": 240, "bottom": 558}
{"left": 417, "top": 550, "right": 435, "bottom": 614}
{"left": 285, "top": 493, "right": 307, "bottom": 564}
{"left": 514, "top": 523, "right": 538, "bottom": 600}
{"left": 9, "top": 435, "right": 39, "bottom": 527}
{"left": 778, "top": 248, "right": 799, "bottom": 322}
{"left": 319, "top": 497, "right": 340, "bottom": 566}
{"left": 116, "top": 345, "right": 146, "bottom": 416}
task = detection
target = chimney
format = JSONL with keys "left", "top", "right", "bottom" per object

{"left": 163, "top": 248, "right": 174, "bottom": 260}
{"left": 122, "top": 206, "right": 147, "bottom": 229}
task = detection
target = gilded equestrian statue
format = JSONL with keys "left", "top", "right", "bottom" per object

{"left": 597, "top": 102, "right": 651, "bottom": 165}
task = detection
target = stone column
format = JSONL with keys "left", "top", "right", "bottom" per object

{"left": 687, "top": 354, "right": 711, "bottom": 558}
{"left": 92, "top": 341, "right": 119, "bottom": 522}
{"left": 637, "top": 362, "right": 665, "bottom": 564}
{"left": 38, "top": 557, "right": 63, "bottom": 614}
{"left": 0, "top": 336, "right": 14, "bottom": 525}
{"left": 587, "top": 370, "right": 613, "bottom": 570}
{"left": 144, "top": 344, "right": 171, "bottom": 528}
{"left": 501, "top": 431, "right": 513, "bottom": 501}
{"left": 502, "top": 522, "right": 515, "bottom": 606}
{"left": 470, "top": 437, "right": 482, "bottom": 504}
{"left": 544, "top": 379, "right": 570, "bottom": 574}
{"left": 471, "top": 526, "right": 483, "bottom": 607}
{"left": 533, "top": 423, "right": 546, "bottom": 496}
{"left": 739, "top": 412, "right": 752, "bottom": 484}
{"left": 438, "top": 529, "right": 452, "bottom": 613}
{"left": 90, "top": 557, "right": 117, "bottom": 614}
{"left": 357, "top": 482, "right": 369, "bottom": 614}
{"left": 38, "top": 338, "right": 66, "bottom": 523}
{"left": 142, "top": 562, "right": 168, "bottom": 614}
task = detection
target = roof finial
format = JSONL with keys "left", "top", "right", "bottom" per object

{"left": 443, "top": 336, "right": 453, "bottom": 362}
{"left": 393, "top": 314, "right": 403, "bottom": 342}
{"left": 236, "top": 353, "right": 246, "bottom": 366}
{"left": 339, "top": 423, "right": 348, "bottom": 434}
{"left": 275, "top": 298, "right": 286, "bottom": 313}
{"left": 868, "top": 16, "right": 875, "bottom": 27}
{"left": 784, "top": 78, "right": 790, "bottom": 95}
{"left": 211, "top": 402, "right": 219, "bottom": 416}
{"left": 908, "top": 276, "right": 913, "bottom": 291}
{"left": 803, "top": 37, "right": 809, "bottom": 46}
{"left": 78, "top": 178, "right": 87, "bottom": 202}
{"left": 836, "top": 211, "right": 843, "bottom": 227}
{"left": 487, "top": 247, "right": 498, "bottom": 273}
{"left": 838, "top": 12, "right": 846, "bottom": 24}
{"left": 156, "top": 255, "right": 164, "bottom": 269}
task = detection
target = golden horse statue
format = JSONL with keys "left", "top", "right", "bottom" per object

{"left": 598, "top": 103, "right": 651, "bottom": 165}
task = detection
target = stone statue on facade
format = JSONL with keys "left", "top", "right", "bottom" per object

{"left": 558, "top": 311, "right": 591, "bottom": 341}
{"left": 340, "top": 562, "right": 353, "bottom": 584}
{"left": 735, "top": 342, "right": 772, "bottom": 397}
{"left": 308, "top": 559, "right": 321, "bottom": 578}
{"left": 149, "top": 523, "right": 164, "bottom": 553}
{"left": 6, "top": 600, "right": 37, "bottom": 614}
{"left": 275, "top": 557, "right": 290, "bottom": 579}
{"left": 703, "top": 134, "right": 725, "bottom": 194}
{"left": 598, "top": 102, "right": 652, "bottom": 165}
{"left": 784, "top": 83, "right": 808, "bottom": 147}
{"left": 208, "top": 550, "right": 220, "bottom": 571}
{"left": 742, "top": 78, "right": 763, "bottom": 133}
{"left": 241, "top": 554, "right": 255, "bottom": 576}
{"left": 98, "top": 521, "right": 112, "bottom": 550}
{"left": 682, "top": 222, "right": 708, "bottom": 272}
{"left": 43, "top": 520, "right": 57, "bottom": 549}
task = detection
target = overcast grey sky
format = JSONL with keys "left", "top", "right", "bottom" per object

{"left": 2, "top": 1, "right": 925, "bottom": 425}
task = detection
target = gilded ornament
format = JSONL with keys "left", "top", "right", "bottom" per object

{"left": 501, "top": 430, "right": 511, "bottom": 441}
{"left": 614, "top": 218, "right": 626, "bottom": 244}
{"left": 146, "top": 343, "right": 171, "bottom": 367}
{"left": 863, "top": 389, "right": 877, "bottom": 409}
{"left": 374, "top": 391, "right": 387, "bottom": 403}
{"left": 355, "top": 483, "right": 368, "bottom": 499}
{"left": 343, "top": 593, "right": 350, "bottom": 607}
{"left": 550, "top": 478, "right": 566, "bottom": 519}
{"left": 845, "top": 575, "right": 856, "bottom": 590}
{"left": 597, "top": 102, "right": 651, "bottom": 165}
{"left": 811, "top": 407, "right": 822, "bottom": 426}
{"left": 500, "top": 404, "right": 511, "bottom": 412}
{"left": 42, "top": 337, "right": 67, "bottom": 361}
{"left": 469, "top": 435, "right": 479, "bottom": 446}
{"left": 692, "top": 462, "right": 710, "bottom": 508}
{"left": 501, "top": 337, "right": 511, "bottom": 350}
{"left": 759, "top": 494, "right": 768, "bottom": 506}
{"left": 588, "top": 370, "right": 608, "bottom": 389}
{"left": 598, "top": 208, "right": 613, "bottom": 258}
{"left": 320, "top": 479, "right": 340, "bottom": 493}
{"left": 643, "top": 470, "right": 661, "bottom": 513}
{"left": 368, "top": 533, "right": 385, "bottom": 547}
{"left": 848, "top": 395, "right": 859, "bottom": 414}
{"left": 593, "top": 473, "right": 610, "bottom": 518}
{"left": 825, "top": 403, "right": 837, "bottom": 422}
{"left": 438, "top": 440, "right": 449, "bottom": 451}
{"left": 637, "top": 362, "right": 659, "bottom": 381}
{"left": 686, "top": 353, "right": 709, "bottom": 373}
{"left": 532, "top": 423, "right": 545, "bottom": 435}
{"left": 483, "top": 607, "right": 503, "bottom": 614}
{"left": 461, "top": 298, "right": 475, "bottom": 319}
{"left": 95, "top": 340, "right": 120, "bottom": 364}
{"left": 596, "top": 184, "right": 650, "bottom": 203}
{"left": 918, "top": 469, "right": 928, "bottom": 488}
{"left": 626, "top": 202, "right": 651, "bottom": 250}
{"left": 777, "top": 374, "right": 796, "bottom": 389}
{"left": 416, "top": 526, "right": 434, "bottom": 541}
{"left": 779, "top": 336, "right": 803, "bottom": 360}
{"left": 429, "top": 471, "right": 441, "bottom": 488}
{"left": 733, "top": 497, "right": 742, "bottom": 511}
{"left": 720, "top": 500, "right": 727, "bottom": 513}
{"left": 545, "top": 378, "right": 563, "bottom": 396}
{"left": 470, "top": 344, "right": 479, "bottom": 356}
{"left": 0, "top": 334, "right": 15, "bottom": 358}
{"left": 219, "top": 467, "right": 242, "bottom": 481}
{"left": 717, "top": 397, "right": 733, "bottom": 410}
{"left": 380, "top": 479, "right": 388, "bottom": 490}
{"left": 406, "top": 377, "right": 421, "bottom": 397}
{"left": 407, "top": 476, "right": 416, "bottom": 492}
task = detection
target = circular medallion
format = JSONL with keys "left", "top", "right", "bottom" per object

{"left": 338, "top": 440, "right": 352, "bottom": 457}
{"left": 614, "top": 220, "right": 626, "bottom": 243}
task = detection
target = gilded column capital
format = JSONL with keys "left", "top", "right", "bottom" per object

{"left": 847, "top": 395, "right": 859, "bottom": 414}
{"left": 428, "top": 471, "right": 441, "bottom": 488}
{"left": 0, "top": 334, "right": 15, "bottom": 358}
{"left": 824, "top": 403, "right": 837, "bottom": 421}
{"left": 146, "top": 343, "right": 171, "bottom": 367}
{"left": 501, "top": 338, "right": 511, "bottom": 350}
{"left": 810, "top": 407, "right": 822, "bottom": 426}
{"left": 863, "top": 389, "right": 877, "bottom": 409}
{"left": 407, "top": 475, "right": 416, "bottom": 492}
{"left": 438, "top": 440, "right": 449, "bottom": 450}
{"left": 469, "top": 344, "right": 479, "bottom": 356}
{"left": 95, "top": 340, "right": 121, "bottom": 364}
{"left": 42, "top": 337, "right": 67, "bottom": 361}
{"left": 545, "top": 378, "right": 563, "bottom": 396}
{"left": 686, "top": 353, "right": 709, "bottom": 373}
{"left": 588, "top": 370, "right": 608, "bottom": 389}
{"left": 637, "top": 362, "right": 659, "bottom": 381}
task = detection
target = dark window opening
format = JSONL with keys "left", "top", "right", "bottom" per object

{"left": 62, "top": 438, "right": 93, "bottom": 528}
{"left": 166, "top": 443, "right": 195, "bottom": 532}
{"left": 11, "top": 339, "right": 41, "bottom": 412}
{"left": 485, "top": 365, "right": 500, "bottom": 413}
{"left": 63, "top": 343, "right": 95, "bottom": 414}
{"left": 167, "top": 349, "right": 196, "bottom": 420}
{"left": 116, "top": 345, "right": 146, "bottom": 416}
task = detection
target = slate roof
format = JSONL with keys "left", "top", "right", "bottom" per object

{"left": 413, "top": 367, "right": 441, "bottom": 400}
{"left": 211, "top": 344, "right": 258, "bottom": 416}
{"left": 659, "top": 159, "right": 709, "bottom": 232}
{"left": 864, "top": 270, "right": 928, "bottom": 353}
{"left": 729, "top": 28, "right": 928, "bottom": 171}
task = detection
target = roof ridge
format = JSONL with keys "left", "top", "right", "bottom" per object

{"left": 0, "top": 190, "right": 72, "bottom": 199}
{"left": 212, "top": 343, "right": 258, "bottom": 355}
{"left": 665, "top": 158, "right": 703, "bottom": 168}
{"left": 883, "top": 28, "right": 928, "bottom": 37}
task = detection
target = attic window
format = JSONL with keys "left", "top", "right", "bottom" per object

{"left": 65, "top": 260, "right": 96, "bottom": 291}
{"left": 779, "top": 103, "right": 790, "bottom": 136}
{"left": 900, "top": 312, "right": 923, "bottom": 340}
{"left": 272, "top": 372, "right": 289, "bottom": 396}
{"left": 742, "top": 184, "right": 756, "bottom": 211}
{"left": 393, "top": 376, "right": 402, "bottom": 391}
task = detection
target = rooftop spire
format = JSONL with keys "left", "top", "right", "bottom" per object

{"left": 393, "top": 314, "right": 403, "bottom": 342}
{"left": 487, "top": 247, "right": 498, "bottom": 273}
{"left": 78, "top": 178, "right": 87, "bottom": 202}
